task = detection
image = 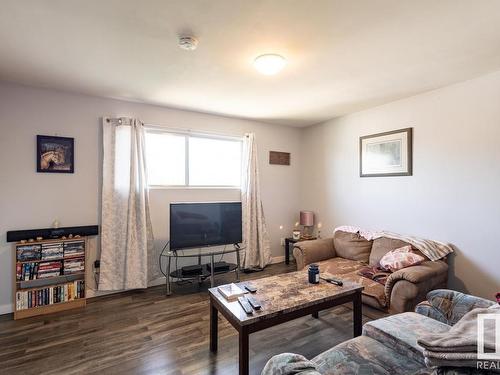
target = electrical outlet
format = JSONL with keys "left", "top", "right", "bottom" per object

{"left": 280, "top": 238, "right": 285, "bottom": 246}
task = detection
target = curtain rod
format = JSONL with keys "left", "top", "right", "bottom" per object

{"left": 143, "top": 123, "right": 247, "bottom": 140}
{"left": 104, "top": 117, "right": 247, "bottom": 139}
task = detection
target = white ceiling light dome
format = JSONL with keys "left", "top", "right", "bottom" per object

{"left": 253, "top": 54, "right": 287, "bottom": 75}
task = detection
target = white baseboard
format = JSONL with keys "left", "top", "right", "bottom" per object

{"left": 149, "top": 277, "right": 167, "bottom": 287}
{"left": 270, "top": 255, "right": 285, "bottom": 264}
{"left": 86, "top": 276, "right": 166, "bottom": 298}
{"left": 1, "top": 259, "right": 288, "bottom": 316}
{"left": 0, "top": 303, "right": 13, "bottom": 315}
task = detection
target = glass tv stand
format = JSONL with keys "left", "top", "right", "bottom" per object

{"left": 161, "top": 245, "right": 244, "bottom": 295}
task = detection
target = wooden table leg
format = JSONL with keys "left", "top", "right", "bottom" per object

{"left": 210, "top": 299, "right": 218, "bottom": 353}
{"left": 353, "top": 291, "right": 362, "bottom": 337}
{"left": 235, "top": 248, "right": 241, "bottom": 282}
{"left": 210, "top": 254, "right": 215, "bottom": 288}
{"left": 285, "top": 239, "right": 290, "bottom": 265}
{"left": 239, "top": 327, "right": 249, "bottom": 375}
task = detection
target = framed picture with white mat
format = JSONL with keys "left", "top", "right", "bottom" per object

{"left": 360, "top": 127, "right": 412, "bottom": 177}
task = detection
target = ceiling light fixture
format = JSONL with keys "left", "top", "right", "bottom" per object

{"left": 253, "top": 54, "right": 286, "bottom": 75}
{"left": 178, "top": 35, "right": 198, "bottom": 51}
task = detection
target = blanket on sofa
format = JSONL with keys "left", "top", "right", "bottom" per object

{"left": 334, "top": 226, "right": 454, "bottom": 261}
{"left": 357, "top": 265, "right": 391, "bottom": 285}
{"left": 417, "top": 306, "right": 500, "bottom": 370}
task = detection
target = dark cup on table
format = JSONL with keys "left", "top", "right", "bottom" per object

{"left": 308, "top": 264, "right": 319, "bottom": 284}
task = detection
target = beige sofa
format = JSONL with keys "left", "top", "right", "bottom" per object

{"left": 293, "top": 230, "right": 449, "bottom": 313}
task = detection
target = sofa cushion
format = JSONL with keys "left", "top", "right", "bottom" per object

{"left": 317, "top": 260, "right": 388, "bottom": 308}
{"left": 369, "top": 237, "right": 414, "bottom": 266}
{"left": 316, "top": 258, "right": 366, "bottom": 275}
{"left": 317, "top": 257, "right": 389, "bottom": 309}
{"left": 363, "top": 312, "right": 450, "bottom": 365}
{"left": 312, "top": 336, "right": 423, "bottom": 375}
{"left": 341, "top": 271, "right": 388, "bottom": 307}
{"left": 333, "top": 231, "right": 372, "bottom": 262}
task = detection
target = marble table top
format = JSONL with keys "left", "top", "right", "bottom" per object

{"left": 209, "top": 270, "right": 363, "bottom": 326}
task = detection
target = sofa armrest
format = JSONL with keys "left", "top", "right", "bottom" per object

{"left": 415, "top": 289, "right": 495, "bottom": 326}
{"left": 293, "top": 238, "right": 335, "bottom": 270}
{"left": 384, "top": 260, "right": 448, "bottom": 313}
{"left": 261, "top": 353, "right": 321, "bottom": 375}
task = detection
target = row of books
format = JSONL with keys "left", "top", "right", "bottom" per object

{"left": 63, "top": 241, "right": 85, "bottom": 257}
{"left": 16, "top": 241, "right": 85, "bottom": 262}
{"left": 16, "top": 281, "right": 85, "bottom": 310}
{"left": 17, "top": 262, "right": 37, "bottom": 281}
{"left": 38, "top": 261, "right": 63, "bottom": 279}
{"left": 16, "top": 259, "right": 85, "bottom": 281}
{"left": 16, "top": 261, "right": 62, "bottom": 281}
{"left": 41, "top": 243, "right": 64, "bottom": 260}
{"left": 63, "top": 258, "right": 84, "bottom": 274}
{"left": 16, "top": 244, "right": 41, "bottom": 261}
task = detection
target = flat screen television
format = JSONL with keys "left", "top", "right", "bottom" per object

{"left": 170, "top": 202, "right": 242, "bottom": 250}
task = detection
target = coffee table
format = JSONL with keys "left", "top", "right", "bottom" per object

{"left": 209, "top": 270, "right": 364, "bottom": 375}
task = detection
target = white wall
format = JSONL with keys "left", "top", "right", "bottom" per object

{"left": 301, "top": 70, "right": 500, "bottom": 300}
{"left": 0, "top": 82, "right": 302, "bottom": 313}
{"left": 3, "top": 69, "right": 499, "bottom": 314}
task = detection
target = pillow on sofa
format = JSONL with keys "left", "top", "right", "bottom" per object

{"left": 379, "top": 245, "right": 425, "bottom": 272}
{"left": 369, "top": 237, "right": 414, "bottom": 266}
{"left": 333, "top": 230, "right": 372, "bottom": 262}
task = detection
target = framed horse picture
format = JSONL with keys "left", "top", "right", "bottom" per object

{"left": 36, "top": 135, "right": 74, "bottom": 173}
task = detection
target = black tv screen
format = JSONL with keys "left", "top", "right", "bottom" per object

{"left": 170, "top": 202, "right": 242, "bottom": 250}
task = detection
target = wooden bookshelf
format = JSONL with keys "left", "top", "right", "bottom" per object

{"left": 13, "top": 237, "right": 87, "bottom": 320}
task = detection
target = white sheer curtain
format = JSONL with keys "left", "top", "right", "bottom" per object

{"left": 99, "top": 117, "right": 154, "bottom": 290}
{"left": 241, "top": 133, "right": 271, "bottom": 270}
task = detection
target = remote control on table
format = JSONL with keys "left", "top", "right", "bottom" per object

{"left": 246, "top": 295, "right": 261, "bottom": 310}
{"left": 320, "top": 276, "right": 343, "bottom": 286}
{"left": 244, "top": 284, "right": 257, "bottom": 293}
{"left": 238, "top": 296, "right": 253, "bottom": 314}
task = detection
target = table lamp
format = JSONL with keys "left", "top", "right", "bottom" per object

{"left": 300, "top": 211, "right": 314, "bottom": 239}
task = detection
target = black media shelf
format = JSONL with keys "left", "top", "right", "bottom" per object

{"left": 161, "top": 245, "right": 245, "bottom": 295}
{"left": 169, "top": 263, "right": 238, "bottom": 279}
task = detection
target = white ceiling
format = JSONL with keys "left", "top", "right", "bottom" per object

{"left": 1, "top": 0, "right": 500, "bottom": 127}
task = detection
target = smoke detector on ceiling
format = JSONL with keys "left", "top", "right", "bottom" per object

{"left": 178, "top": 36, "right": 199, "bottom": 51}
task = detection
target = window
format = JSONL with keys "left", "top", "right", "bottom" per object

{"left": 145, "top": 130, "right": 242, "bottom": 187}
{"left": 188, "top": 137, "right": 242, "bottom": 186}
{"left": 145, "top": 132, "right": 186, "bottom": 186}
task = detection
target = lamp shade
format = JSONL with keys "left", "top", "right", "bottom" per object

{"left": 300, "top": 211, "right": 314, "bottom": 226}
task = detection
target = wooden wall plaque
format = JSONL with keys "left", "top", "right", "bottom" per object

{"left": 269, "top": 151, "right": 290, "bottom": 165}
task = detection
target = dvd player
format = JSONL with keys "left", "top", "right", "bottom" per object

{"left": 181, "top": 264, "right": 203, "bottom": 276}
{"left": 207, "top": 261, "right": 231, "bottom": 272}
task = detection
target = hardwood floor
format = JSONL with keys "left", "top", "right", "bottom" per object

{"left": 0, "top": 263, "right": 386, "bottom": 375}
